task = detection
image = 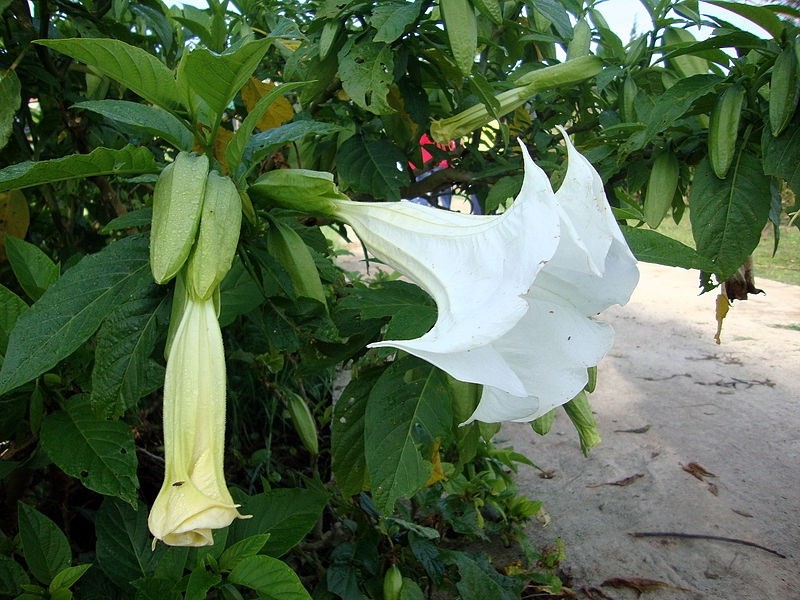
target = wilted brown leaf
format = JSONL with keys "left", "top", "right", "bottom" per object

{"left": 0, "top": 189, "right": 30, "bottom": 261}
{"left": 681, "top": 462, "right": 716, "bottom": 481}
{"left": 601, "top": 576, "right": 682, "bottom": 594}
{"left": 587, "top": 473, "right": 644, "bottom": 488}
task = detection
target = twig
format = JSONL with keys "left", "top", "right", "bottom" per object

{"left": 629, "top": 532, "right": 787, "bottom": 558}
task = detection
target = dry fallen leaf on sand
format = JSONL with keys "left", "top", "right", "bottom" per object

{"left": 681, "top": 461, "right": 716, "bottom": 481}
{"left": 601, "top": 576, "right": 690, "bottom": 594}
{"left": 587, "top": 473, "right": 644, "bottom": 488}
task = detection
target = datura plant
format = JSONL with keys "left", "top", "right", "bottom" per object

{"left": 147, "top": 151, "right": 249, "bottom": 547}
{"left": 253, "top": 127, "right": 639, "bottom": 424}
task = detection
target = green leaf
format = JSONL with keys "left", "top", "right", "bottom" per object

{"left": 228, "top": 488, "right": 328, "bottom": 557}
{"left": 689, "top": 154, "right": 771, "bottom": 279}
{"left": 49, "top": 564, "right": 91, "bottom": 593}
{"left": 0, "top": 145, "right": 159, "bottom": 193}
{"left": 219, "top": 534, "right": 271, "bottom": 571}
{"left": 337, "top": 136, "right": 409, "bottom": 201}
{"left": 0, "top": 283, "right": 28, "bottom": 352}
{"left": 0, "top": 555, "right": 29, "bottom": 597}
{"left": 762, "top": 113, "right": 800, "bottom": 197}
{"left": 40, "top": 395, "right": 139, "bottom": 505}
{"left": 620, "top": 225, "right": 716, "bottom": 271}
{"left": 371, "top": 0, "right": 423, "bottom": 43}
{"left": 332, "top": 367, "right": 383, "bottom": 497}
{"left": 704, "top": 0, "right": 785, "bottom": 39}
{"left": 228, "top": 555, "right": 312, "bottom": 600}
{"left": 99, "top": 207, "right": 153, "bottom": 234}
{"left": 35, "top": 39, "right": 181, "bottom": 110}
{"left": 0, "top": 235, "right": 152, "bottom": 395}
{"left": 185, "top": 569, "right": 222, "bottom": 599}
{"left": 622, "top": 75, "right": 722, "bottom": 154}
{"left": 178, "top": 39, "right": 271, "bottom": 116}
{"left": 365, "top": 357, "right": 453, "bottom": 513}
{"left": 17, "top": 502, "right": 71, "bottom": 585}
{"left": 95, "top": 498, "right": 174, "bottom": 583}
{"left": 4, "top": 236, "right": 59, "bottom": 301}
{"left": 90, "top": 288, "right": 168, "bottom": 419}
{"left": 74, "top": 101, "right": 193, "bottom": 150}
{"left": 243, "top": 121, "right": 341, "bottom": 173}
{"left": 337, "top": 38, "right": 395, "bottom": 115}
{"left": 0, "top": 69, "right": 21, "bottom": 150}
{"left": 266, "top": 218, "right": 326, "bottom": 304}
{"left": 448, "top": 552, "right": 522, "bottom": 600}
{"left": 226, "top": 81, "right": 306, "bottom": 182}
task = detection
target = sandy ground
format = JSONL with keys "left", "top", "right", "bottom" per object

{"left": 506, "top": 262, "right": 800, "bottom": 599}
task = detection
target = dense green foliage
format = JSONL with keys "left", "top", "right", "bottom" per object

{"left": 0, "top": 0, "right": 798, "bottom": 598}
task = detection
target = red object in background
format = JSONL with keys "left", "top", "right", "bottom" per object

{"left": 410, "top": 133, "right": 455, "bottom": 170}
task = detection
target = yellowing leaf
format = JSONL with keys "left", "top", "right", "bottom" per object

{"left": 0, "top": 189, "right": 30, "bottom": 261}
{"left": 424, "top": 439, "right": 445, "bottom": 487}
{"left": 714, "top": 293, "right": 730, "bottom": 345}
{"left": 212, "top": 128, "right": 235, "bottom": 174}
{"left": 240, "top": 78, "right": 293, "bottom": 132}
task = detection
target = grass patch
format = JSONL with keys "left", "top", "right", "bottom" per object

{"left": 653, "top": 213, "right": 800, "bottom": 286}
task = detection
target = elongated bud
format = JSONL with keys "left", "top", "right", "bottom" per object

{"left": 186, "top": 172, "right": 242, "bottom": 301}
{"left": 150, "top": 152, "right": 209, "bottom": 284}
{"left": 250, "top": 168, "right": 346, "bottom": 216}
{"left": 383, "top": 565, "right": 403, "bottom": 600}
{"left": 286, "top": 391, "right": 319, "bottom": 455}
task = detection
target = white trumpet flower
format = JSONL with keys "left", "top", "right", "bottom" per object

{"left": 335, "top": 128, "right": 639, "bottom": 423}
{"left": 148, "top": 295, "right": 249, "bottom": 547}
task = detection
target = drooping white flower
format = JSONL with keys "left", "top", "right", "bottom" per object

{"left": 335, "top": 128, "right": 639, "bottom": 423}
{"left": 148, "top": 295, "right": 249, "bottom": 547}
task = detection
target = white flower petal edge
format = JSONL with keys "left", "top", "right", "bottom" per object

{"left": 466, "top": 128, "right": 639, "bottom": 423}
{"left": 334, "top": 129, "right": 638, "bottom": 423}
{"left": 148, "top": 296, "right": 249, "bottom": 547}
{"left": 333, "top": 151, "right": 561, "bottom": 396}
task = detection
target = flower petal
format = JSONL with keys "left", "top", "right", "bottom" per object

{"left": 148, "top": 297, "right": 248, "bottom": 547}
{"left": 338, "top": 143, "right": 560, "bottom": 356}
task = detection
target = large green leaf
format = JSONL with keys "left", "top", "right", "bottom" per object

{"left": 0, "top": 555, "right": 29, "bottom": 597}
{"left": 94, "top": 498, "right": 183, "bottom": 584}
{"left": 0, "top": 284, "right": 27, "bottom": 354}
{"left": 620, "top": 225, "right": 715, "bottom": 271}
{"left": 689, "top": 154, "right": 771, "bottom": 279}
{"left": 336, "top": 136, "right": 409, "bottom": 201}
{"left": 371, "top": 0, "right": 423, "bottom": 43}
{"left": 228, "top": 555, "right": 312, "bottom": 600}
{"left": 4, "top": 235, "right": 59, "bottom": 301}
{"left": 337, "top": 38, "right": 395, "bottom": 115}
{"left": 178, "top": 39, "right": 271, "bottom": 117}
{"left": 40, "top": 395, "right": 139, "bottom": 505}
{"left": 0, "top": 69, "right": 21, "bottom": 150}
{"left": 365, "top": 357, "right": 453, "bottom": 513}
{"left": 0, "top": 145, "right": 159, "bottom": 192}
{"left": 74, "top": 100, "right": 194, "bottom": 150}
{"left": 228, "top": 488, "right": 328, "bottom": 556}
{"left": 0, "top": 235, "right": 152, "bottom": 395}
{"left": 762, "top": 113, "right": 800, "bottom": 197}
{"left": 91, "top": 289, "right": 168, "bottom": 419}
{"left": 448, "top": 552, "right": 522, "bottom": 600}
{"left": 35, "top": 39, "right": 181, "bottom": 110}
{"left": 331, "top": 367, "right": 383, "bottom": 497}
{"left": 17, "top": 502, "right": 71, "bottom": 585}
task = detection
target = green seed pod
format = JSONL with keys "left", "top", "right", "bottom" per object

{"left": 186, "top": 171, "right": 242, "bottom": 301}
{"left": 644, "top": 150, "right": 679, "bottom": 229}
{"left": 383, "top": 565, "right": 403, "bottom": 600}
{"left": 620, "top": 75, "right": 638, "bottom": 123}
{"left": 440, "top": 0, "right": 477, "bottom": 77}
{"left": 769, "top": 45, "right": 799, "bottom": 137}
{"left": 708, "top": 83, "right": 745, "bottom": 179}
{"left": 567, "top": 18, "right": 591, "bottom": 60}
{"left": 472, "top": 0, "right": 502, "bottom": 25}
{"left": 286, "top": 392, "right": 319, "bottom": 456}
{"left": 150, "top": 152, "right": 209, "bottom": 284}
